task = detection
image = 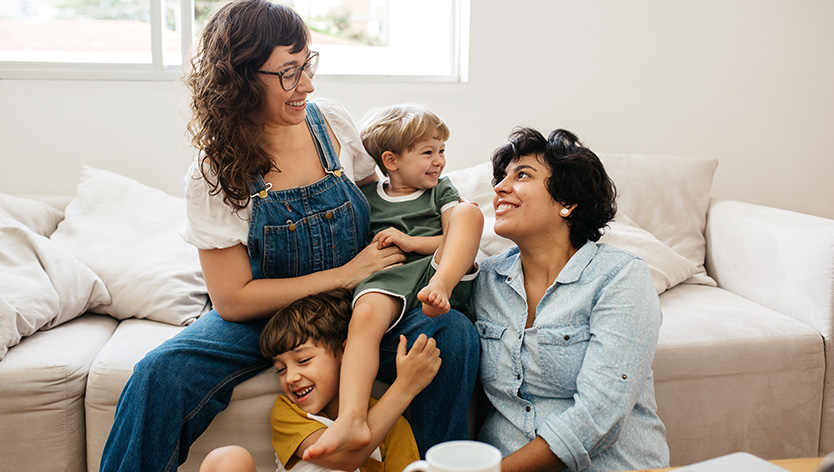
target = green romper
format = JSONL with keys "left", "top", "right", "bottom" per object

{"left": 354, "top": 177, "right": 477, "bottom": 327}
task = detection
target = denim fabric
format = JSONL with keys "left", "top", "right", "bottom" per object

{"left": 471, "top": 241, "right": 669, "bottom": 472}
{"left": 100, "top": 102, "right": 478, "bottom": 471}
{"left": 247, "top": 102, "right": 370, "bottom": 280}
{"left": 377, "top": 306, "right": 479, "bottom": 457}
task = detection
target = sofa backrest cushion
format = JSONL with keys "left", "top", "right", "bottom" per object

{"left": 599, "top": 153, "right": 718, "bottom": 285}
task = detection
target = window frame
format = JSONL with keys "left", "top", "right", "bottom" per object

{"left": 0, "top": 0, "right": 468, "bottom": 83}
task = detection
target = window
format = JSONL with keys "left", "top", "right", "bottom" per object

{"left": 0, "top": 0, "right": 466, "bottom": 81}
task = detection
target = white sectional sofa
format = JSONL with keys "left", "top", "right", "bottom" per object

{"left": 1, "top": 153, "right": 832, "bottom": 472}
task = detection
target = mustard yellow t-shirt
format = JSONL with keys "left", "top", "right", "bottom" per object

{"left": 271, "top": 395, "right": 420, "bottom": 472}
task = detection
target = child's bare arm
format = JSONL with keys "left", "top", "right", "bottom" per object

{"left": 297, "top": 335, "right": 440, "bottom": 470}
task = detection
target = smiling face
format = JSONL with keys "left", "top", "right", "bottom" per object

{"left": 258, "top": 45, "right": 316, "bottom": 128}
{"left": 493, "top": 154, "right": 570, "bottom": 245}
{"left": 273, "top": 341, "right": 341, "bottom": 418}
{"left": 385, "top": 136, "right": 447, "bottom": 195}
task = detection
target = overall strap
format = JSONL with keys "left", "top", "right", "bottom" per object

{"left": 248, "top": 174, "right": 271, "bottom": 199}
{"left": 305, "top": 101, "right": 342, "bottom": 173}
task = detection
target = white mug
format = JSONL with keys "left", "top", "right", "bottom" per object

{"left": 403, "top": 440, "right": 502, "bottom": 472}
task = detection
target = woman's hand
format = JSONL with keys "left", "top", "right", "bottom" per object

{"left": 393, "top": 334, "right": 441, "bottom": 397}
{"left": 338, "top": 242, "right": 405, "bottom": 289}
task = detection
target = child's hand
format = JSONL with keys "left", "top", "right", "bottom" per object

{"left": 395, "top": 334, "right": 441, "bottom": 396}
{"left": 373, "top": 227, "right": 415, "bottom": 253}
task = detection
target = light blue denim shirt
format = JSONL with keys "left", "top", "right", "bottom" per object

{"left": 471, "top": 241, "right": 669, "bottom": 472}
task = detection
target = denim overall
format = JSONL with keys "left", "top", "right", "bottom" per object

{"left": 247, "top": 102, "right": 369, "bottom": 280}
{"left": 100, "top": 102, "right": 479, "bottom": 472}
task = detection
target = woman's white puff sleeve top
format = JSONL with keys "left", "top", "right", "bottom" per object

{"left": 182, "top": 98, "right": 377, "bottom": 250}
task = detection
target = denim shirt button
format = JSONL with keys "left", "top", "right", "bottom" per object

{"left": 525, "top": 406, "right": 531, "bottom": 412}
{"left": 325, "top": 211, "right": 333, "bottom": 219}
{"left": 517, "top": 374, "right": 521, "bottom": 380}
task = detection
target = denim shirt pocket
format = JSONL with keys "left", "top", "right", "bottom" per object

{"left": 537, "top": 324, "right": 591, "bottom": 392}
{"left": 475, "top": 319, "right": 508, "bottom": 383}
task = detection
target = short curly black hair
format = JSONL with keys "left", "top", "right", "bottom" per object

{"left": 492, "top": 127, "right": 617, "bottom": 248}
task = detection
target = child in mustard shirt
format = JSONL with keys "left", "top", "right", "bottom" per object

{"left": 199, "top": 289, "right": 440, "bottom": 472}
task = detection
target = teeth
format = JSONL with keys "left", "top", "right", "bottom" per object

{"left": 497, "top": 203, "right": 516, "bottom": 210}
{"left": 294, "top": 386, "right": 313, "bottom": 398}
{"left": 287, "top": 100, "right": 305, "bottom": 107}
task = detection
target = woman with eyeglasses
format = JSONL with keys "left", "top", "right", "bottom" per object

{"left": 470, "top": 128, "right": 669, "bottom": 472}
{"left": 99, "top": 1, "right": 479, "bottom": 471}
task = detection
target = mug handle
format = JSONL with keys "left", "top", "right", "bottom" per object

{"left": 403, "top": 460, "right": 429, "bottom": 472}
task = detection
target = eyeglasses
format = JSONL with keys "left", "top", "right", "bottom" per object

{"left": 257, "top": 51, "right": 319, "bottom": 91}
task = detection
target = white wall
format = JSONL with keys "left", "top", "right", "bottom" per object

{"left": 2, "top": 0, "right": 832, "bottom": 219}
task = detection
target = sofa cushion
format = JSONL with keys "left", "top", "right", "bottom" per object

{"left": 654, "top": 284, "right": 824, "bottom": 465}
{"left": 85, "top": 319, "right": 280, "bottom": 472}
{"left": 0, "top": 215, "right": 111, "bottom": 359}
{"left": 50, "top": 167, "right": 210, "bottom": 326}
{"left": 598, "top": 153, "right": 718, "bottom": 285}
{"left": 0, "top": 314, "right": 118, "bottom": 472}
{"left": 85, "top": 318, "right": 186, "bottom": 470}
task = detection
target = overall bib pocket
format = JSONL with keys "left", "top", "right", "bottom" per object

{"left": 261, "top": 200, "right": 358, "bottom": 278}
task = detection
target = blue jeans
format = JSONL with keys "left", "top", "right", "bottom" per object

{"left": 99, "top": 307, "right": 478, "bottom": 471}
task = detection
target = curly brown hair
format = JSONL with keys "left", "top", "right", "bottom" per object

{"left": 184, "top": 0, "right": 309, "bottom": 210}
{"left": 259, "top": 288, "right": 353, "bottom": 359}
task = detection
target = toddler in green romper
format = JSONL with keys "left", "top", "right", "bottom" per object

{"left": 305, "top": 104, "right": 484, "bottom": 461}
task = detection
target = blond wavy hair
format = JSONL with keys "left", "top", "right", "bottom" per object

{"left": 360, "top": 104, "right": 450, "bottom": 176}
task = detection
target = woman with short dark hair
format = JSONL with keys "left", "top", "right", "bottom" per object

{"left": 472, "top": 127, "right": 669, "bottom": 472}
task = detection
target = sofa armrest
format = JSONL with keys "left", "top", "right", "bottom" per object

{"left": 705, "top": 199, "right": 834, "bottom": 338}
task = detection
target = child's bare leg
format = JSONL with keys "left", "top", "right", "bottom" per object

{"left": 304, "top": 292, "right": 401, "bottom": 460}
{"left": 418, "top": 203, "right": 484, "bottom": 317}
{"left": 199, "top": 446, "right": 256, "bottom": 472}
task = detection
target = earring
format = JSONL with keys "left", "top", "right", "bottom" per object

{"left": 560, "top": 208, "right": 570, "bottom": 216}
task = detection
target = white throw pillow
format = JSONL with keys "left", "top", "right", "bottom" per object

{"left": 0, "top": 193, "right": 64, "bottom": 236}
{"left": 598, "top": 153, "right": 718, "bottom": 285}
{"left": 50, "top": 167, "right": 210, "bottom": 326}
{"left": 0, "top": 216, "right": 111, "bottom": 359}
